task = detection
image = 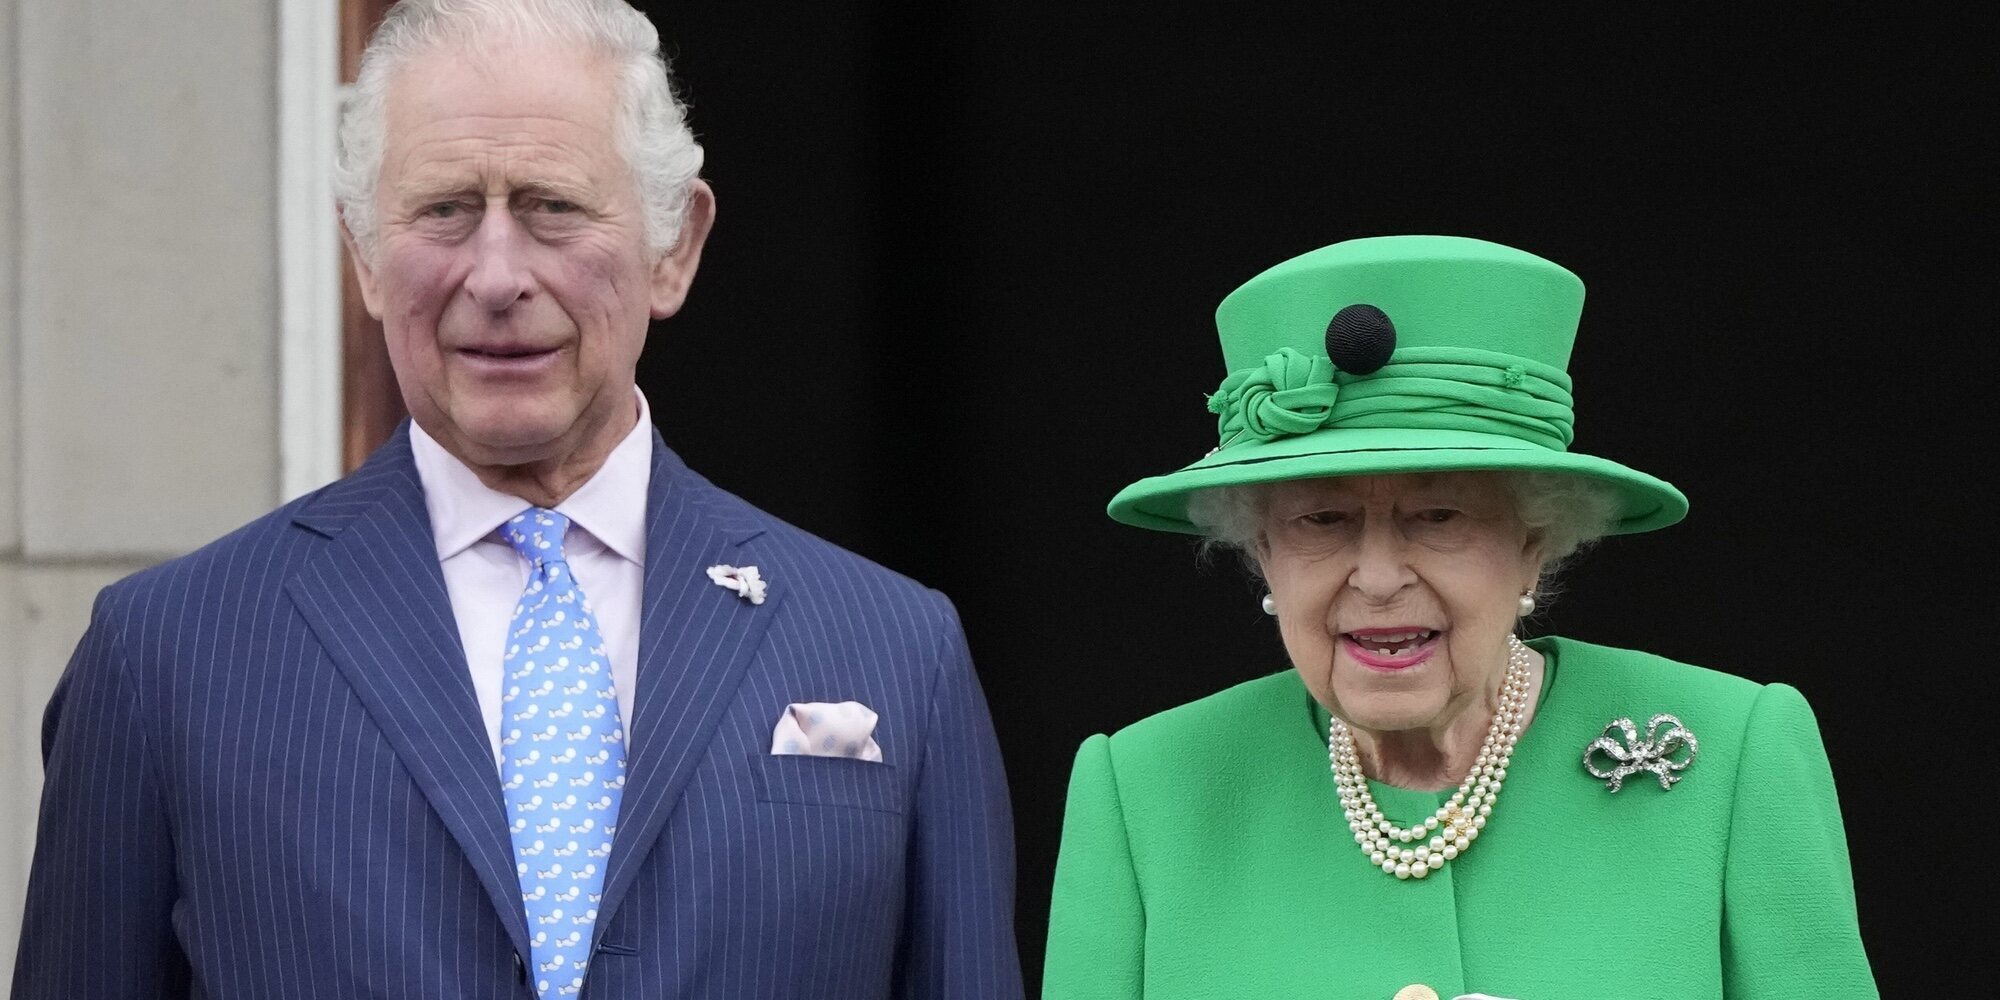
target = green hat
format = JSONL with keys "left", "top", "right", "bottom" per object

{"left": 1108, "top": 235, "right": 1687, "bottom": 535}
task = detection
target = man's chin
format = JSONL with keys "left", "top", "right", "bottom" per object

{"left": 431, "top": 413, "right": 577, "bottom": 468}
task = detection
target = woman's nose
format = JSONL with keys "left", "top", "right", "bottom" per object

{"left": 1347, "top": 522, "right": 1416, "bottom": 600}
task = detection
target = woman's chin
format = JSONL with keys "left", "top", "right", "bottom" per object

{"left": 1333, "top": 693, "right": 1446, "bottom": 736}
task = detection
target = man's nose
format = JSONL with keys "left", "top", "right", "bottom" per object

{"left": 463, "top": 209, "right": 534, "bottom": 312}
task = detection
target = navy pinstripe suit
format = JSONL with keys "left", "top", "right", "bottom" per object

{"left": 12, "top": 426, "right": 1022, "bottom": 999}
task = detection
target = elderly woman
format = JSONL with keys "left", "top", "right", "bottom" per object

{"left": 1042, "top": 236, "right": 1877, "bottom": 1000}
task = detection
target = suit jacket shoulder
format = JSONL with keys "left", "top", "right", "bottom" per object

{"left": 1538, "top": 635, "right": 1766, "bottom": 718}
{"left": 1099, "top": 668, "right": 1310, "bottom": 774}
{"left": 88, "top": 436, "right": 417, "bottom": 616}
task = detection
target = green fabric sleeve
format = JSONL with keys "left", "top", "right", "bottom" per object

{"left": 1043, "top": 734, "right": 1145, "bottom": 1000}
{"left": 1720, "top": 683, "right": 1879, "bottom": 998}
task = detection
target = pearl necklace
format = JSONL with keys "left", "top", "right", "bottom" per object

{"left": 1327, "top": 634, "right": 1532, "bottom": 880}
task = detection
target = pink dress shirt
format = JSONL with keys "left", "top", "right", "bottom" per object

{"left": 409, "top": 392, "right": 651, "bottom": 766}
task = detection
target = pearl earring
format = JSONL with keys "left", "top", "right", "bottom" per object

{"left": 1260, "top": 594, "right": 1278, "bottom": 616}
{"left": 1517, "top": 591, "right": 1537, "bottom": 616}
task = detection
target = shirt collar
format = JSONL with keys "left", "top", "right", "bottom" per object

{"left": 410, "top": 389, "right": 653, "bottom": 566}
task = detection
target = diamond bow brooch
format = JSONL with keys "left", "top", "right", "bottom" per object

{"left": 1583, "top": 713, "right": 1699, "bottom": 792}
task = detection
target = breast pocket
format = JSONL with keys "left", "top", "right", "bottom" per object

{"left": 751, "top": 754, "right": 904, "bottom": 814}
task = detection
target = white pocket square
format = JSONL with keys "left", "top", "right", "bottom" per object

{"left": 770, "top": 701, "right": 883, "bottom": 762}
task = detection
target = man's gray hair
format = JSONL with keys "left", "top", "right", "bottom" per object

{"left": 332, "top": 0, "right": 704, "bottom": 261}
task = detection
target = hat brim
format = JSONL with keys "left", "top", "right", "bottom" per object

{"left": 1108, "top": 427, "right": 1686, "bottom": 535}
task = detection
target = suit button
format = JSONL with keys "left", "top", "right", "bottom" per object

{"left": 514, "top": 953, "right": 528, "bottom": 983}
{"left": 1393, "top": 986, "right": 1440, "bottom": 1000}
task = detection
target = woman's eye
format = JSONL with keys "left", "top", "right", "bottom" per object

{"left": 1301, "top": 510, "right": 1348, "bottom": 527}
{"left": 1414, "top": 508, "right": 1460, "bottom": 524}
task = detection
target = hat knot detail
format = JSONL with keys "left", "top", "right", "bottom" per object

{"left": 1207, "top": 348, "right": 1341, "bottom": 445}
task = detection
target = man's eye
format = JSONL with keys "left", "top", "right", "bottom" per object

{"left": 540, "top": 199, "right": 578, "bottom": 214}
{"left": 425, "top": 202, "right": 463, "bottom": 219}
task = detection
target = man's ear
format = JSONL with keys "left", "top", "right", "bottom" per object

{"left": 341, "top": 219, "right": 386, "bottom": 320}
{"left": 650, "top": 179, "right": 715, "bottom": 319}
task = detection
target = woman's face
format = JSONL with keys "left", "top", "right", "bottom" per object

{"left": 1255, "top": 472, "right": 1544, "bottom": 737}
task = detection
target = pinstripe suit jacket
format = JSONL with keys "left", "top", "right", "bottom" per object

{"left": 12, "top": 426, "right": 1022, "bottom": 1000}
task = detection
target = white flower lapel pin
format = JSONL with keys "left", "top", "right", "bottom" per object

{"left": 1583, "top": 713, "right": 1699, "bottom": 792}
{"left": 705, "top": 564, "right": 768, "bottom": 605}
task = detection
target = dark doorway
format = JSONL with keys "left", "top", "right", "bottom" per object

{"left": 635, "top": 5, "right": 1979, "bottom": 995}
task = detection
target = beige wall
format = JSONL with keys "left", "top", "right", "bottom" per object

{"left": 1, "top": 0, "right": 20, "bottom": 971}
{"left": 17, "top": 0, "right": 279, "bottom": 558}
{"left": 0, "top": 0, "right": 288, "bottom": 983}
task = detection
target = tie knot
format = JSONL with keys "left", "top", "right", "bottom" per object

{"left": 502, "top": 507, "right": 571, "bottom": 567}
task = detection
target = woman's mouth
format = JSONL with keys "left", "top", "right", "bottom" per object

{"left": 1341, "top": 629, "right": 1441, "bottom": 670}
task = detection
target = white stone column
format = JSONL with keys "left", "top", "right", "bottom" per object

{"left": 2, "top": 0, "right": 19, "bottom": 558}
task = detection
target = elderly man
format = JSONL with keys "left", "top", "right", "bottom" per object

{"left": 10, "top": 2, "right": 1021, "bottom": 998}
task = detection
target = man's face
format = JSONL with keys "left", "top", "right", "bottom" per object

{"left": 352, "top": 37, "right": 709, "bottom": 469}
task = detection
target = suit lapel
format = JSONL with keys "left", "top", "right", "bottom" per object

{"left": 283, "top": 428, "right": 533, "bottom": 961}
{"left": 592, "top": 431, "right": 781, "bottom": 940}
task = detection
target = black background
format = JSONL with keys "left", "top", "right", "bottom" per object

{"left": 633, "top": 4, "right": 1983, "bottom": 994}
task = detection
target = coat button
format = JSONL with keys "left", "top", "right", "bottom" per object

{"left": 1392, "top": 986, "right": 1439, "bottom": 1000}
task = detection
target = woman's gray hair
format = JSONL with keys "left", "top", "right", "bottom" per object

{"left": 1186, "top": 471, "right": 1622, "bottom": 600}
{"left": 332, "top": 0, "right": 704, "bottom": 261}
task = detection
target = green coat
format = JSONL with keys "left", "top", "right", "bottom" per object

{"left": 1043, "top": 637, "right": 1877, "bottom": 1000}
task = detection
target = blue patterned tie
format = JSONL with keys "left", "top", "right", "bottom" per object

{"left": 498, "top": 508, "right": 625, "bottom": 998}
